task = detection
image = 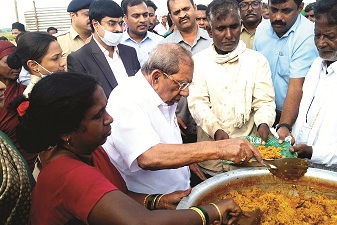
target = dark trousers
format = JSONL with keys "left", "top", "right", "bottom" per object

{"left": 273, "top": 110, "right": 282, "bottom": 127}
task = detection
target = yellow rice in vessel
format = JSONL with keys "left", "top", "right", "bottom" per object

{"left": 223, "top": 187, "right": 337, "bottom": 224}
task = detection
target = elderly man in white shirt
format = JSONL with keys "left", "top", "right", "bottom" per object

{"left": 290, "top": 0, "right": 337, "bottom": 168}
{"left": 103, "top": 43, "right": 263, "bottom": 194}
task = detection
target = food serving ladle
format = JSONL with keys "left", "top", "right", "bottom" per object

{"left": 260, "top": 158, "right": 309, "bottom": 181}
{"left": 238, "top": 158, "right": 309, "bottom": 180}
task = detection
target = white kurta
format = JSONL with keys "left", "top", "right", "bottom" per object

{"left": 292, "top": 58, "right": 337, "bottom": 167}
{"left": 103, "top": 72, "right": 190, "bottom": 194}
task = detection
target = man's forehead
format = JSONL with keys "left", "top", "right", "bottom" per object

{"left": 102, "top": 16, "right": 123, "bottom": 21}
{"left": 269, "top": 0, "right": 296, "bottom": 7}
{"left": 169, "top": 0, "right": 192, "bottom": 9}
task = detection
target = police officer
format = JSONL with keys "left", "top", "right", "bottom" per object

{"left": 57, "top": 0, "right": 94, "bottom": 61}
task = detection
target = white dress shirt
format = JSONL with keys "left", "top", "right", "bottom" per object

{"left": 103, "top": 72, "right": 190, "bottom": 194}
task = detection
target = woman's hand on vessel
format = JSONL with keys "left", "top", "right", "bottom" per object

{"left": 157, "top": 188, "right": 191, "bottom": 210}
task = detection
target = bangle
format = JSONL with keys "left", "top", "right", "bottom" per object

{"left": 194, "top": 206, "right": 209, "bottom": 225}
{"left": 276, "top": 123, "right": 292, "bottom": 132}
{"left": 143, "top": 194, "right": 151, "bottom": 207}
{"left": 151, "top": 194, "right": 160, "bottom": 210}
{"left": 146, "top": 194, "right": 159, "bottom": 210}
{"left": 155, "top": 194, "right": 165, "bottom": 209}
{"left": 209, "top": 203, "right": 222, "bottom": 223}
{"left": 190, "top": 207, "right": 206, "bottom": 225}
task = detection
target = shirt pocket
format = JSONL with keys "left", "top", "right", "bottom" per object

{"left": 277, "top": 55, "right": 290, "bottom": 78}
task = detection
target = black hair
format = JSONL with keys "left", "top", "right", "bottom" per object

{"left": 12, "top": 72, "right": 99, "bottom": 153}
{"left": 121, "top": 0, "right": 146, "bottom": 15}
{"left": 145, "top": 0, "right": 157, "bottom": 11}
{"left": 7, "top": 32, "right": 57, "bottom": 71}
{"left": 314, "top": 0, "right": 337, "bottom": 24}
{"left": 167, "top": 12, "right": 173, "bottom": 27}
{"left": 304, "top": 2, "right": 316, "bottom": 12}
{"left": 167, "top": 0, "right": 194, "bottom": 13}
{"left": 0, "top": 36, "right": 8, "bottom": 41}
{"left": 11, "top": 22, "right": 26, "bottom": 32}
{"left": 47, "top": 26, "right": 58, "bottom": 33}
{"left": 89, "top": 0, "right": 124, "bottom": 31}
{"left": 197, "top": 4, "right": 207, "bottom": 11}
{"left": 270, "top": 0, "right": 303, "bottom": 8}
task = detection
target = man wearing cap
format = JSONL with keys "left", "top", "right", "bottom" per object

{"left": 57, "top": 0, "right": 94, "bottom": 61}
{"left": 67, "top": 0, "right": 140, "bottom": 97}
{"left": 11, "top": 22, "right": 26, "bottom": 41}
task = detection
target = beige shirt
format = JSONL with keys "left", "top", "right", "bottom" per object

{"left": 57, "top": 26, "right": 91, "bottom": 60}
{"left": 188, "top": 43, "right": 275, "bottom": 173}
{"left": 240, "top": 18, "right": 263, "bottom": 49}
{"left": 240, "top": 26, "right": 255, "bottom": 49}
{"left": 188, "top": 43, "right": 275, "bottom": 139}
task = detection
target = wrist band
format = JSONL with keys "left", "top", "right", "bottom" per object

{"left": 190, "top": 207, "right": 206, "bottom": 225}
{"left": 276, "top": 123, "right": 292, "bottom": 132}
{"left": 209, "top": 203, "right": 222, "bottom": 223}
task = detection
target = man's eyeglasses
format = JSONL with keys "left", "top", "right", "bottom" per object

{"left": 162, "top": 72, "right": 191, "bottom": 91}
{"left": 239, "top": 1, "right": 261, "bottom": 10}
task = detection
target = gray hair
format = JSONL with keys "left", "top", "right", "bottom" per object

{"left": 206, "top": 0, "right": 240, "bottom": 27}
{"left": 142, "top": 43, "right": 193, "bottom": 75}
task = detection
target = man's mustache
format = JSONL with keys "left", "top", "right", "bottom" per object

{"left": 179, "top": 16, "right": 190, "bottom": 24}
{"left": 245, "top": 12, "right": 257, "bottom": 17}
{"left": 271, "top": 20, "right": 286, "bottom": 26}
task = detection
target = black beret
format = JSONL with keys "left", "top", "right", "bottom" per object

{"left": 67, "top": 0, "right": 94, "bottom": 12}
{"left": 12, "top": 22, "right": 25, "bottom": 31}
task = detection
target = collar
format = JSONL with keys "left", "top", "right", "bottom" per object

{"left": 241, "top": 17, "right": 263, "bottom": 34}
{"left": 93, "top": 36, "right": 119, "bottom": 57}
{"left": 69, "top": 26, "right": 81, "bottom": 40}
{"left": 122, "top": 30, "right": 150, "bottom": 44}
{"left": 173, "top": 27, "right": 210, "bottom": 44}
{"left": 136, "top": 71, "right": 166, "bottom": 107}
{"left": 325, "top": 60, "right": 337, "bottom": 75}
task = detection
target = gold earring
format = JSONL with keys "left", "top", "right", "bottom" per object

{"left": 66, "top": 137, "right": 71, "bottom": 146}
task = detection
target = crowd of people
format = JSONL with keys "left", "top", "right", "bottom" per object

{"left": 0, "top": 0, "right": 336, "bottom": 224}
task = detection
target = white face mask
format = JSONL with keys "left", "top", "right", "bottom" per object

{"left": 96, "top": 22, "right": 123, "bottom": 47}
{"left": 34, "top": 61, "right": 53, "bottom": 78}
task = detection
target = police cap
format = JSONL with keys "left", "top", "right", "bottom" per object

{"left": 67, "top": 0, "right": 94, "bottom": 12}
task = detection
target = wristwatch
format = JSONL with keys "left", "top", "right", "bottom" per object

{"left": 276, "top": 123, "right": 292, "bottom": 132}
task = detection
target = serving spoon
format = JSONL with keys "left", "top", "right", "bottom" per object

{"left": 264, "top": 158, "right": 309, "bottom": 181}
{"left": 238, "top": 158, "right": 309, "bottom": 181}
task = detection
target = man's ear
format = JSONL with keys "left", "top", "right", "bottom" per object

{"left": 123, "top": 14, "right": 128, "bottom": 26}
{"left": 150, "top": 70, "right": 162, "bottom": 90}
{"left": 206, "top": 25, "right": 212, "bottom": 38}
{"left": 298, "top": 2, "right": 304, "bottom": 13}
